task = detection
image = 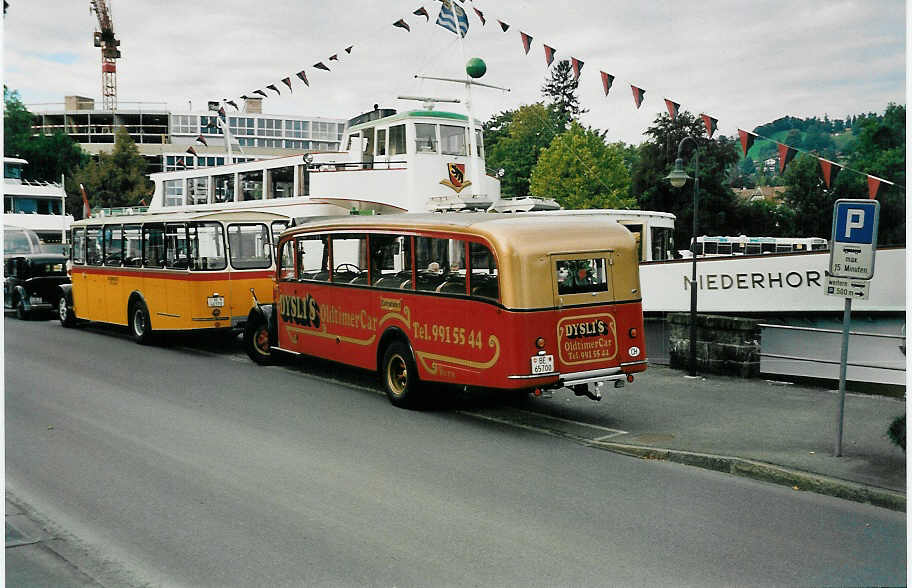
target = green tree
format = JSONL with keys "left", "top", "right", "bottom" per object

{"left": 485, "top": 103, "right": 562, "bottom": 197}
{"left": 4, "top": 87, "right": 88, "bottom": 183}
{"left": 70, "top": 126, "right": 152, "bottom": 217}
{"left": 780, "top": 153, "right": 834, "bottom": 238}
{"left": 541, "top": 59, "right": 587, "bottom": 130}
{"left": 630, "top": 111, "right": 741, "bottom": 246}
{"left": 481, "top": 108, "right": 516, "bottom": 170}
{"left": 529, "top": 122, "right": 634, "bottom": 209}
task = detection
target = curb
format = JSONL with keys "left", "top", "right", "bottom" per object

{"left": 589, "top": 441, "right": 906, "bottom": 512}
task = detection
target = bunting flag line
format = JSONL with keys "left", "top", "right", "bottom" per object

{"left": 345, "top": 45, "right": 353, "bottom": 54}
{"left": 700, "top": 114, "right": 718, "bottom": 138}
{"left": 867, "top": 175, "right": 892, "bottom": 199}
{"left": 473, "top": 6, "right": 485, "bottom": 25}
{"left": 436, "top": 0, "right": 469, "bottom": 37}
{"left": 664, "top": 98, "right": 680, "bottom": 119}
{"left": 240, "top": 94, "right": 251, "bottom": 100}
{"left": 393, "top": 18, "right": 411, "bottom": 31}
{"left": 196, "top": 135, "right": 208, "bottom": 146}
{"left": 186, "top": 146, "right": 198, "bottom": 157}
{"left": 313, "top": 62, "right": 331, "bottom": 71}
{"left": 631, "top": 85, "right": 645, "bottom": 109}
{"left": 281, "top": 77, "right": 293, "bottom": 92}
{"left": 818, "top": 158, "right": 841, "bottom": 188}
{"left": 520, "top": 31, "right": 533, "bottom": 54}
{"left": 226, "top": 100, "right": 238, "bottom": 110}
{"left": 296, "top": 70, "right": 309, "bottom": 86}
{"left": 738, "top": 129, "right": 756, "bottom": 156}
{"left": 253, "top": 89, "right": 267, "bottom": 98}
{"left": 497, "top": 19, "right": 510, "bottom": 32}
{"left": 600, "top": 71, "right": 615, "bottom": 95}
{"left": 267, "top": 83, "right": 280, "bottom": 95}
{"left": 413, "top": 6, "right": 429, "bottom": 21}
{"left": 777, "top": 143, "right": 798, "bottom": 174}
{"left": 543, "top": 44, "right": 556, "bottom": 66}
{"left": 328, "top": 54, "right": 339, "bottom": 61}
{"left": 571, "top": 57, "right": 583, "bottom": 81}
{"left": 176, "top": 157, "right": 186, "bottom": 168}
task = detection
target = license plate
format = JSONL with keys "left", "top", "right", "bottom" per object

{"left": 530, "top": 354, "right": 554, "bottom": 375}
{"left": 29, "top": 296, "right": 43, "bottom": 305}
{"left": 207, "top": 296, "right": 225, "bottom": 308}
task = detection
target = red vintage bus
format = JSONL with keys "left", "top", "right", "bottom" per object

{"left": 244, "top": 213, "right": 647, "bottom": 407}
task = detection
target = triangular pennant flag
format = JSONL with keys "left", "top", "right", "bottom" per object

{"left": 328, "top": 54, "right": 338, "bottom": 61}
{"left": 472, "top": 6, "right": 485, "bottom": 25}
{"left": 867, "top": 175, "right": 891, "bottom": 199}
{"left": 296, "top": 70, "right": 309, "bottom": 86}
{"left": 520, "top": 31, "right": 533, "bottom": 54}
{"left": 630, "top": 85, "right": 645, "bottom": 109}
{"left": 177, "top": 157, "right": 186, "bottom": 168}
{"left": 664, "top": 98, "right": 680, "bottom": 119}
{"left": 218, "top": 106, "right": 226, "bottom": 120}
{"left": 738, "top": 129, "right": 756, "bottom": 156}
{"left": 314, "top": 62, "right": 331, "bottom": 71}
{"left": 345, "top": 45, "right": 353, "bottom": 54}
{"left": 543, "top": 44, "right": 556, "bottom": 66}
{"left": 240, "top": 94, "right": 251, "bottom": 100}
{"left": 600, "top": 71, "right": 615, "bottom": 95}
{"left": 226, "top": 100, "right": 238, "bottom": 110}
{"left": 777, "top": 143, "right": 798, "bottom": 174}
{"left": 413, "top": 6, "right": 429, "bottom": 20}
{"left": 700, "top": 114, "right": 718, "bottom": 138}
{"left": 818, "top": 158, "right": 841, "bottom": 188}
{"left": 253, "top": 89, "right": 267, "bottom": 98}
{"left": 571, "top": 57, "right": 583, "bottom": 81}
{"left": 196, "top": 134, "right": 208, "bottom": 146}
{"left": 267, "top": 84, "right": 280, "bottom": 95}
{"left": 393, "top": 18, "right": 411, "bottom": 31}
{"left": 498, "top": 19, "right": 510, "bottom": 32}
{"left": 281, "top": 77, "right": 293, "bottom": 92}
{"left": 186, "top": 146, "right": 198, "bottom": 157}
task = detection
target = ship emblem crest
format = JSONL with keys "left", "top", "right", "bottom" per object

{"left": 440, "top": 163, "right": 472, "bottom": 193}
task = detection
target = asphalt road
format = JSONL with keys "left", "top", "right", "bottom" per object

{"left": 5, "top": 317, "right": 906, "bottom": 587}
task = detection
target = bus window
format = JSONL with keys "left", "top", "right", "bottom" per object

{"left": 811, "top": 242, "right": 827, "bottom": 251}
{"left": 746, "top": 243, "right": 762, "bottom": 255}
{"left": 123, "top": 224, "right": 142, "bottom": 267}
{"left": 228, "top": 224, "right": 271, "bottom": 269}
{"left": 415, "top": 123, "right": 437, "bottom": 153}
{"left": 165, "top": 224, "right": 190, "bottom": 269}
{"left": 556, "top": 257, "right": 609, "bottom": 295}
{"left": 761, "top": 243, "right": 775, "bottom": 254}
{"left": 331, "top": 234, "right": 368, "bottom": 284}
{"left": 703, "top": 241, "right": 718, "bottom": 255}
{"left": 86, "top": 226, "right": 103, "bottom": 266}
{"left": 415, "top": 236, "right": 451, "bottom": 292}
{"left": 103, "top": 224, "right": 123, "bottom": 266}
{"left": 389, "top": 124, "right": 406, "bottom": 156}
{"left": 278, "top": 239, "right": 296, "bottom": 281}
{"left": 469, "top": 242, "right": 498, "bottom": 301}
{"left": 369, "top": 235, "right": 411, "bottom": 288}
{"left": 72, "top": 228, "right": 86, "bottom": 265}
{"left": 143, "top": 224, "right": 165, "bottom": 267}
{"left": 189, "top": 222, "right": 226, "bottom": 271}
{"left": 298, "top": 235, "right": 329, "bottom": 281}
{"left": 717, "top": 243, "right": 732, "bottom": 255}
{"left": 440, "top": 125, "right": 467, "bottom": 156}
{"left": 776, "top": 244, "right": 792, "bottom": 253}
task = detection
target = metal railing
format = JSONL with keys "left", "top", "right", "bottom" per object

{"left": 758, "top": 323, "right": 906, "bottom": 372}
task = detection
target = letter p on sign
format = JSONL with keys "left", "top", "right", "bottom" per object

{"left": 844, "top": 209, "right": 865, "bottom": 238}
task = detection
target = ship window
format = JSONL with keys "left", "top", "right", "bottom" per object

{"left": 650, "top": 227, "right": 675, "bottom": 261}
{"left": 188, "top": 177, "right": 208, "bottom": 205}
{"left": 746, "top": 243, "right": 762, "bottom": 255}
{"left": 761, "top": 243, "right": 775, "bottom": 253}
{"left": 267, "top": 166, "right": 294, "bottom": 199}
{"left": 703, "top": 242, "right": 718, "bottom": 255}
{"left": 213, "top": 173, "right": 234, "bottom": 203}
{"left": 376, "top": 128, "right": 387, "bottom": 156}
{"left": 239, "top": 170, "right": 263, "bottom": 201}
{"left": 415, "top": 123, "right": 437, "bottom": 153}
{"left": 717, "top": 243, "right": 732, "bottom": 255}
{"left": 389, "top": 124, "right": 406, "bottom": 156}
{"left": 440, "top": 125, "right": 467, "bottom": 156}
{"left": 474, "top": 128, "right": 484, "bottom": 157}
{"left": 164, "top": 179, "right": 184, "bottom": 207}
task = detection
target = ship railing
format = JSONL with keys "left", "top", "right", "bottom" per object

{"left": 92, "top": 206, "right": 150, "bottom": 218}
{"left": 759, "top": 323, "right": 906, "bottom": 374}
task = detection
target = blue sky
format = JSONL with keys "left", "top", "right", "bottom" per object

{"left": 3, "top": 0, "right": 906, "bottom": 144}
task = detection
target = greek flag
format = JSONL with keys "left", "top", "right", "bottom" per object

{"left": 436, "top": 0, "right": 469, "bottom": 37}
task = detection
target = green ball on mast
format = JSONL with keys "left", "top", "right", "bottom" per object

{"left": 466, "top": 57, "right": 486, "bottom": 79}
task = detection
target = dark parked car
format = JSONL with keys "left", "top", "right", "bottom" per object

{"left": 4, "top": 253, "right": 70, "bottom": 319}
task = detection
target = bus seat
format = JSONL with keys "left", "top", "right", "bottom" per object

{"left": 436, "top": 279, "right": 466, "bottom": 294}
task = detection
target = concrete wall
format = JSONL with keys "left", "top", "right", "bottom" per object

{"left": 667, "top": 313, "right": 761, "bottom": 377}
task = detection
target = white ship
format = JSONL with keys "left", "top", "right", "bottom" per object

{"left": 3, "top": 158, "right": 73, "bottom": 252}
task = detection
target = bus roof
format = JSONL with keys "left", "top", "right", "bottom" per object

{"left": 71, "top": 209, "right": 290, "bottom": 226}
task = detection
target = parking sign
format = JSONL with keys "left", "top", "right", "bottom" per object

{"left": 829, "top": 199, "right": 879, "bottom": 279}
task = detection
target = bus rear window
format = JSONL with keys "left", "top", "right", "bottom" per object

{"left": 556, "top": 258, "right": 608, "bottom": 295}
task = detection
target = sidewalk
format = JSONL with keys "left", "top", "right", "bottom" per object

{"left": 528, "top": 364, "right": 907, "bottom": 511}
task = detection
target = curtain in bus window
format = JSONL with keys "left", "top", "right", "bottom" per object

{"left": 103, "top": 225, "right": 123, "bottom": 266}
{"left": 72, "top": 228, "right": 86, "bottom": 264}
{"left": 388, "top": 124, "right": 406, "bottom": 156}
{"left": 331, "top": 234, "right": 368, "bottom": 284}
{"left": 469, "top": 242, "right": 498, "bottom": 300}
{"left": 278, "top": 239, "right": 295, "bottom": 281}
{"left": 370, "top": 234, "right": 412, "bottom": 288}
{"left": 165, "top": 224, "right": 190, "bottom": 269}
{"left": 556, "top": 258, "right": 609, "bottom": 295}
{"left": 123, "top": 225, "right": 142, "bottom": 267}
{"left": 189, "top": 222, "right": 226, "bottom": 271}
{"left": 297, "top": 236, "right": 329, "bottom": 281}
{"left": 143, "top": 225, "right": 165, "bottom": 267}
{"left": 86, "top": 226, "right": 103, "bottom": 265}
{"left": 440, "top": 125, "right": 467, "bottom": 156}
{"left": 415, "top": 123, "right": 437, "bottom": 153}
{"left": 228, "top": 224, "right": 271, "bottom": 269}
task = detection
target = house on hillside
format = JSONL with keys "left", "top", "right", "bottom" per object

{"left": 733, "top": 186, "right": 787, "bottom": 204}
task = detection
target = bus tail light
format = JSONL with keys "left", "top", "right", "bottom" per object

{"left": 628, "top": 327, "right": 638, "bottom": 339}
{"left": 534, "top": 337, "right": 546, "bottom": 350}
{"left": 627, "top": 374, "right": 635, "bottom": 383}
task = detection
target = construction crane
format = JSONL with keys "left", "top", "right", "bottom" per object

{"left": 90, "top": 0, "right": 121, "bottom": 111}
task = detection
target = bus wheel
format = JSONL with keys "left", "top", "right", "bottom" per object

{"left": 381, "top": 341, "right": 422, "bottom": 408}
{"left": 15, "top": 299, "right": 29, "bottom": 320}
{"left": 244, "top": 317, "right": 273, "bottom": 365}
{"left": 58, "top": 295, "right": 77, "bottom": 327}
{"left": 129, "top": 300, "right": 153, "bottom": 344}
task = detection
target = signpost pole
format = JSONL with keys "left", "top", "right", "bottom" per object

{"left": 834, "top": 296, "right": 852, "bottom": 457}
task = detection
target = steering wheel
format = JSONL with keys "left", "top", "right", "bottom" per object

{"left": 334, "top": 263, "right": 361, "bottom": 274}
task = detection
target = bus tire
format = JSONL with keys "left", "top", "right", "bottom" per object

{"left": 129, "top": 300, "right": 153, "bottom": 345}
{"left": 15, "top": 298, "right": 29, "bottom": 320}
{"left": 381, "top": 341, "right": 423, "bottom": 408}
{"left": 244, "top": 315, "right": 274, "bottom": 365}
{"left": 58, "top": 295, "right": 77, "bottom": 327}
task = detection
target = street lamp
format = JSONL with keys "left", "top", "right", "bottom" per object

{"left": 664, "top": 136, "right": 700, "bottom": 377}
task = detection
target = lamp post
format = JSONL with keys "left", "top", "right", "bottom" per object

{"left": 664, "top": 136, "right": 700, "bottom": 377}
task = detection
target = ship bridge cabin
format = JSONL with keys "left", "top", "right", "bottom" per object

{"left": 146, "top": 107, "right": 501, "bottom": 220}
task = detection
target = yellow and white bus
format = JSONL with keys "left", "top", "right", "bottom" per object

{"left": 58, "top": 210, "right": 285, "bottom": 343}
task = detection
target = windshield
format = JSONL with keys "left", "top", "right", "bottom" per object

{"left": 4, "top": 226, "right": 42, "bottom": 253}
